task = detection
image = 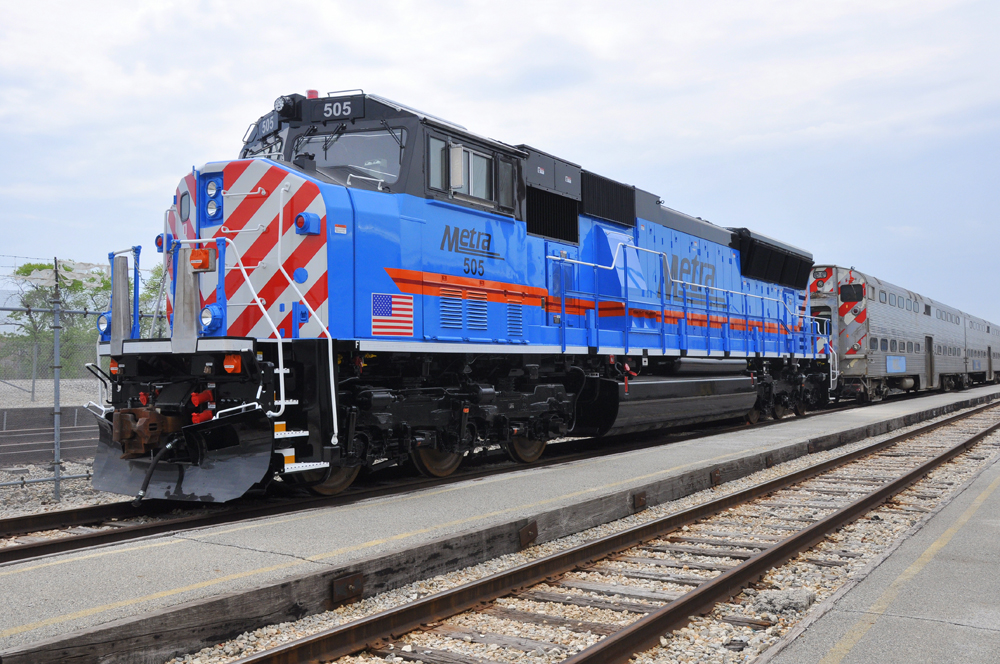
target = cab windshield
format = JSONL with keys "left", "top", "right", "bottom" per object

{"left": 292, "top": 128, "right": 406, "bottom": 186}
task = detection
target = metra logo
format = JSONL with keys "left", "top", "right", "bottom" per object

{"left": 440, "top": 225, "right": 504, "bottom": 260}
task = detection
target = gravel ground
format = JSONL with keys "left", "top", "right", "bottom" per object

{"left": 161, "top": 405, "right": 1000, "bottom": 664}
{"left": 0, "top": 459, "right": 121, "bottom": 519}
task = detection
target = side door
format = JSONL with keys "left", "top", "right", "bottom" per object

{"left": 925, "top": 336, "right": 935, "bottom": 389}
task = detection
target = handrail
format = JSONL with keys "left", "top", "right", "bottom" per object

{"left": 172, "top": 237, "right": 288, "bottom": 419}
{"left": 149, "top": 206, "right": 173, "bottom": 338}
{"left": 547, "top": 242, "right": 832, "bottom": 361}
{"left": 277, "top": 183, "right": 340, "bottom": 446}
{"left": 546, "top": 242, "right": 823, "bottom": 324}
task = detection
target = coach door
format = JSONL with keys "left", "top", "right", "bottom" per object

{"left": 989, "top": 346, "right": 994, "bottom": 382}
{"left": 926, "top": 336, "right": 935, "bottom": 389}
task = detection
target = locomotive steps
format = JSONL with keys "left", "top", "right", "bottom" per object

{"left": 2, "top": 386, "right": 999, "bottom": 664}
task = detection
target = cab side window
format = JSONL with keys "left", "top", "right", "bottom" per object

{"left": 427, "top": 133, "right": 515, "bottom": 212}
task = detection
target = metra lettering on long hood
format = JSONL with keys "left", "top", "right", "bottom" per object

{"left": 440, "top": 225, "right": 504, "bottom": 260}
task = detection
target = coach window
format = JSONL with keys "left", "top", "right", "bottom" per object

{"left": 925, "top": 304, "right": 931, "bottom": 315}
{"left": 881, "top": 339, "right": 889, "bottom": 351}
{"left": 890, "top": 340, "right": 897, "bottom": 352}
{"left": 898, "top": 298, "right": 904, "bottom": 309}
{"left": 870, "top": 337, "right": 878, "bottom": 350}
{"left": 888, "top": 293, "right": 896, "bottom": 306}
{"left": 907, "top": 341, "right": 913, "bottom": 353}
{"left": 907, "top": 299, "right": 913, "bottom": 311}
{"left": 879, "top": 290, "right": 886, "bottom": 303}
{"left": 915, "top": 343, "right": 921, "bottom": 352}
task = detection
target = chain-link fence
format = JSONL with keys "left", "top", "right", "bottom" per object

{"left": 0, "top": 255, "right": 113, "bottom": 499}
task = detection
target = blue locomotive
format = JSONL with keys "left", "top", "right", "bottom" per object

{"left": 91, "top": 91, "right": 831, "bottom": 502}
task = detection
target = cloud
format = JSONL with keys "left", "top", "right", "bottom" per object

{"left": 0, "top": 0, "right": 998, "bottom": 319}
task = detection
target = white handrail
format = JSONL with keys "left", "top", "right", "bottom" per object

{"left": 173, "top": 237, "right": 288, "bottom": 419}
{"left": 276, "top": 183, "right": 340, "bottom": 446}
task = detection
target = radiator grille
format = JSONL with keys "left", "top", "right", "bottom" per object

{"left": 581, "top": 171, "right": 635, "bottom": 227}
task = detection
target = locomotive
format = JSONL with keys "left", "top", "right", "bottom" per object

{"left": 809, "top": 266, "right": 999, "bottom": 401}
{"left": 90, "top": 90, "right": 832, "bottom": 503}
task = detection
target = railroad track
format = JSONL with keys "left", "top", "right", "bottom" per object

{"left": 225, "top": 402, "right": 1000, "bottom": 664}
{"left": 0, "top": 399, "right": 873, "bottom": 566}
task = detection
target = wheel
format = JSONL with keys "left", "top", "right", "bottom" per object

{"left": 794, "top": 401, "right": 808, "bottom": 417}
{"left": 745, "top": 408, "right": 761, "bottom": 425}
{"left": 773, "top": 403, "right": 789, "bottom": 419}
{"left": 506, "top": 436, "right": 547, "bottom": 463}
{"left": 292, "top": 466, "right": 360, "bottom": 496}
{"left": 411, "top": 447, "right": 463, "bottom": 478}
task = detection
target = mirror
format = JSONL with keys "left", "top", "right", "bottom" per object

{"left": 449, "top": 143, "right": 464, "bottom": 190}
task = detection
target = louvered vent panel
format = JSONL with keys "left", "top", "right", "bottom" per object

{"left": 467, "top": 290, "right": 488, "bottom": 331}
{"left": 526, "top": 186, "right": 579, "bottom": 243}
{"left": 441, "top": 287, "right": 463, "bottom": 329}
{"left": 507, "top": 297, "right": 523, "bottom": 337}
{"left": 581, "top": 171, "right": 635, "bottom": 227}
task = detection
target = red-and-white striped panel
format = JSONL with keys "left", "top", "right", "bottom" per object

{"left": 164, "top": 172, "right": 198, "bottom": 321}
{"left": 196, "top": 160, "right": 329, "bottom": 340}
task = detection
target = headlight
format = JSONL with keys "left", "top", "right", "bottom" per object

{"left": 206, "top": 181, "right": 218, "bottom": 197}
{"left": 201, "top": 304, "right": 223, "bottom": 333}
{"left": 207, "top": 200, "right": 218, "bottom": 217}
{"left": 816, "top": 280, "right": 824, "bottom": 289}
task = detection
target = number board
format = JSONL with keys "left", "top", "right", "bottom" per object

{"left": 251, "top": 111, "right": 282, "bottom": 142}
{"left": 306, "top": 95, "right": 365, "bottom": 123}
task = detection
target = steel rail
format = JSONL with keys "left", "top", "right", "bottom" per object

{"left": 566, "top": 416, "right": 1000, "bottom": 663}
{"left": 231, "top": 402, "right": 1000, "bottom": 664}
{"left": 0, "top": 395, "right": 875, "bottom": 565}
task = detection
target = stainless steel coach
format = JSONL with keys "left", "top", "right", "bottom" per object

{"left": 809, "top": 266, "right": 998, "bottom": 401}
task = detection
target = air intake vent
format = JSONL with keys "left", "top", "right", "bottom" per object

{"left": 581, "top": 171, "right": 635, "bottom": 227}
{"left": 526, "top": 186, "right": 579, "bottom": 243}
{"left": 507, "top": 297, "right": 523, "bottom": 337}
{"left": 441, "top": 287, "right": 463, "bottom": 329}
{"left": 467, "top": 290, "right": 488, "bottom": 330}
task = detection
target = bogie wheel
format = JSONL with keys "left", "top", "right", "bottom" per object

{"left": 292, "top": 466, "right": 360, "bottom": 496}
{"left": 745, "top": 408, "right": 761, "bottom": 425}
{"left": 794, "top": 401, "right": 808, "bottom": 417}
{"left": 412, "top": 447, "right": 463, "bottom": 478}
{"left": 506, "top": 436, "right": 547, "bottom": 463}
{"left": 772, "top": 403, "right": 789, "bottom": 419}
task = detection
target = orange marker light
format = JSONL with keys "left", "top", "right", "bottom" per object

{"left": 109, "top": 359, "right": 119, "bottom": 375}
{"left": 189, "top": 247, "right": 217, "bottom": 272}
{"left": 223, "top": 354, "right": 242, "bottom": 374}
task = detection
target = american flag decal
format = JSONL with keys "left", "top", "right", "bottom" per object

{"left": 372, "top": 293, "right": 414, "bottom": 336}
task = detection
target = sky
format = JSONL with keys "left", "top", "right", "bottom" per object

{"left": 0, "top": 0, "right": 998, "bottom": 318}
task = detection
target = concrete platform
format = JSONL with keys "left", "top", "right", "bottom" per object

{"left": 766, "top": 421, "right": 1000, "bottom": 664}
{"left": 3, "top": 386, "right": 1000, "bottom": 663}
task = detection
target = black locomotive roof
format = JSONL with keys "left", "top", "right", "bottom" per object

{"left": 244, "top": 90, "right": 812, "bottom": 288}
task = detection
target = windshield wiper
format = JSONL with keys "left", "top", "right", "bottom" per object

{"left": 292, "top": 125, "right": 317, "bottom": 155}
{"left": 380, "top": 119, "right": 403, "bottom": 149}
{"left": 322, "top": 123, "right": 347, "bottom": 153}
